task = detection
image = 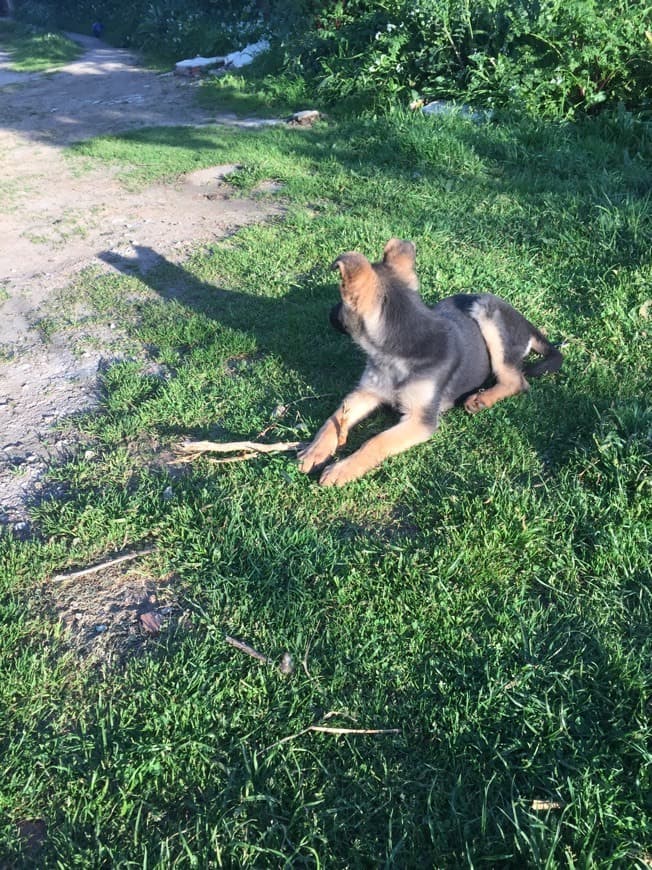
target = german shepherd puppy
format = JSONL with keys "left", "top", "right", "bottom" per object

{"left": 297, "top": 238, "right": 562, "bottom": 486}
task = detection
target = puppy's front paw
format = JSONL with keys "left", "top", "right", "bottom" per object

{"left": 464, "top": 391, "right": 487, "bottom": 414}
{"left": 297, "top": 438, "right": 335, "bottom": 474}
{"left": 297, "top": 418, "right": 341, "bottom": 473}
{"left": 319, "top": 457, "right": 363, "bottom": 487}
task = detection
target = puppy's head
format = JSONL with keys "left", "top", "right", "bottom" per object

{"left": 329, "top": 239, "right": 418, "bottom": 336}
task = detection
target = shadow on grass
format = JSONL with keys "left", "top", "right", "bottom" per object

{"left": 95, "top": 116, "right": 652, "bottom": 330}
{"left": 99, "top": 244, "right": 355, "bottom": 403}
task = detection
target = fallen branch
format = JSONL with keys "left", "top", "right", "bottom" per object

{"left": 178, "top": 439, "right": 302, "bottom": 456}
{"left": 224, "top": 635, "right": 294, "bottom": 674}
{"left": 224, "top": 635, "right": 271, "bottom": 663}
{"left": 52, "top": 547, "right": 154, "bottom": 582}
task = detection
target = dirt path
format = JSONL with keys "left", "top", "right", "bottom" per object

{"left": 0, "top": 32, "right": 281, "bottom": 526}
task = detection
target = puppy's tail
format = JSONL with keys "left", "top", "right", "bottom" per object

{"left": 524, "top": 332, "right": 563, "bottom": 378}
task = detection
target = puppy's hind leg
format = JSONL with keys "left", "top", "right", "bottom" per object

{"left": 464, "top": 306, "right": 529, "bottom": 414}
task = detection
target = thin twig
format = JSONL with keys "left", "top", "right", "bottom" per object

{"left": 302, "top": 621, "right": 323, "bottom": 679}
{"left": 308, "top": 726, "right": 400, "bottom": 736}
{"left": 178, "top": 439, "right": 302, "bottom": 455}
{"left": 208, "top": 452, "right": 260, "bottom": 464}
{"left": 52, "top": 547, "right": 154, "bottom": 582}
{"left": 262, "top": 727, "right": 312, "bottom": 752}
{"left": 224, "top": 635, "right": 271, "bottom": 664}
{"left": 531, "top": 800, "right": 564, "bottom": 811}
{"left": 262, "top": 712, "right": 400, "bottom": 753}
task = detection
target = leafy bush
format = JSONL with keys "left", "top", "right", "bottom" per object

{"left": 13, "top": 0, "right": 267, "bottom": 60}
{"left": 279, "top": 0, "right": 652, "bottom": 118}
{"left": 14, "top": 0, "right": 652, "bottom": 117}
{"left": 13, "top": 0, "right": 58, "bottom": 29}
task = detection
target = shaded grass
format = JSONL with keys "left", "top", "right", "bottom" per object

{"left": 0, "top": 20, "right": 81, "bottom": 72}
{"left": 1, "top": 110, "right": 651, "bottom": 866}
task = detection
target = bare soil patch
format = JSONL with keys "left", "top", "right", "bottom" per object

{"left": 42, "top": 559, "right": 184, "bottom": 666}
{"left": 0, "top": 32, "right": 282, "bottom": 525}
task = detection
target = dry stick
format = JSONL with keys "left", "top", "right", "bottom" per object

{"left": 178, "top": 440, "right": 302, "bottom": 455}
{"left": 262, "top": 714, "right": 400, "bottom": 753}
{"left": 224, "top": 635, "right": 271, "bottom": 664}
{"left": 308, "top": 726, "right": 400, "bottom": 736}
{"left": 208, "top": 452, "right": 260, "bottom": 464}
{"left": 52, "top": 547, "right": 155, "bottom": 582}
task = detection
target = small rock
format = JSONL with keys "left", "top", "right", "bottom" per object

{"left": 140, "top": 611, "right": 162, "bottom": 634}
{"left": 279, "top": 652, "right": 294, "bottom": 675}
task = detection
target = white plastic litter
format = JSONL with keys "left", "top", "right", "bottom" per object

{"left": 223, "top": 39, "right": 270, "bottom": 69}
{"left": 175, "top": 55, "right": 225, "bottom": 75}
{"left": 175, "top": 40, "right": 270, "bottom": 76}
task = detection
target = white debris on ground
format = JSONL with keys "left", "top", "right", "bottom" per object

{"left": 417, "top": 99, "right": 493, "bottom": 123}
{"left": 174, "top": 55, "right": 225, "bottom": 76}
{"left": 224, "top": 39, "right": 270, "bottom": 69}
{"left": 175, "top": 39, "right": 270, "bottom": 76}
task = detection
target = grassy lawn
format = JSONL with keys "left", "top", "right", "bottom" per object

{"left": 1, "top": 109, "right": 651, "bottom": 866}
{"left": 0, "top": 20, "right": 81, "bottom": 72}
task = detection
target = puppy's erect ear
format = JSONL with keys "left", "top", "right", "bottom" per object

{"left": 383, "top": 238, "right": 416, "bottom": 265}
{"left": 331, "top": 252, "right": 372, "bottom": 281}
{"left": 382, "top": 238, "right": 418, "bottom": 290}
{"left": 331, "top": 252, "right": 378, "bottom": 313}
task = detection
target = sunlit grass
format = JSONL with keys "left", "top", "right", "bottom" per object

{"left": 0, "top": 20, "right": 81, "bottom": 72}
{"left": 1, "top": 107, "right": 650, "bottom": 866}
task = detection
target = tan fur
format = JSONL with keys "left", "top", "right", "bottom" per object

{"left": 529, "top": 333, "right": 550, "bottom": 356}
{"left": 382, "top": 238, "right": 419, "bottom": 290}
{"left": 318, "top": 416, "right": 433, "bottom": 487}
{"left": 332, "top": 253, "right": 380, "bottom": 316}
{"left": 297, "top": 389, "right": 382, "bottom": 473}
{"left": 463, "top": 307, "right": 529, "bottom": 413}
{"left": 398, "top": 379, "right": 436, "bottom": 417}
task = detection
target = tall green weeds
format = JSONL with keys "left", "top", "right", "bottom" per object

{"left": 283, "top": 0, "right": 652, "bottom": 117}
{"left": 16, "top": 0, "right": 652, "bottom": 117}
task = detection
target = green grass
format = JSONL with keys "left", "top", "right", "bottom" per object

{"left": 196, "top": 50, "right": 313, "bottom": 118}
{"left": 1, "top": 108, "right": 651, "bottom": 867}
{"left": 0, "top": 20, "right": 81, "bottom": 72}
